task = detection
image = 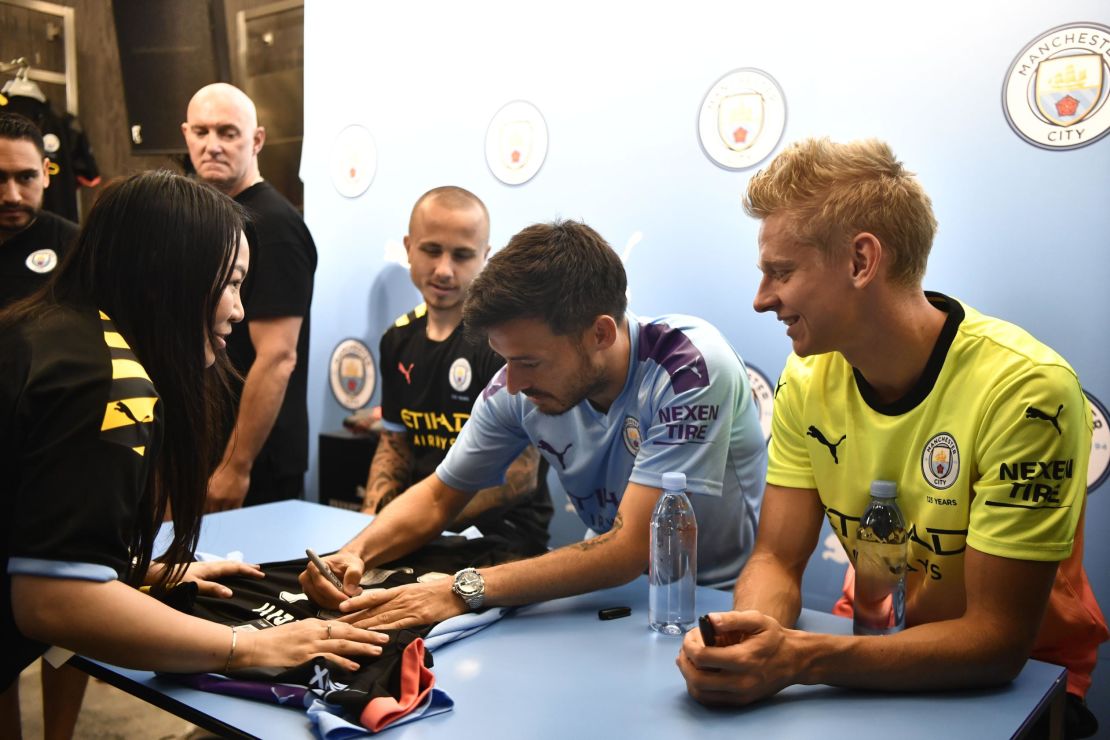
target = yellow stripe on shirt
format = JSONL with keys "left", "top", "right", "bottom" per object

{"left": 103, "top": 331, "right": 130, "bottom": 349}
{"left": 111, "top": 359, "right": 151, "bottom": 381}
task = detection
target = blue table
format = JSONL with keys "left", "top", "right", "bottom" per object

{"left": 73, "top": 501, "right": 1065, "bottom": 739}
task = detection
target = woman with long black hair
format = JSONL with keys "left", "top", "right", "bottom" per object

{"left": 0, "top": 170, "right": 385, "bottom": 737}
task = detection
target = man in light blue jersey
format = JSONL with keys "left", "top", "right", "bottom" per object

{"left": 301, "top": 220, "right": 767, "bottom": 626}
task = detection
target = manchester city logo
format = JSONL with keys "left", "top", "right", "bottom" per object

{"left": 1086, "top": 390, "right": 1110, "bottom": 494}
{"left": 1003, "top": 22, "right": 1110, "bottom": 151}
{"left": 921, "top": 432, "right": 960, "bottom": 490}
{"left": 746, "top": 363, "right": 774, "bottom": 444}
{"left": 622, "top": 416, "right": 642, "bottom": 456}
{"left": 25, "top": 248, "right": 58, "bottom": 274}
{"left": 330, "top": 124, "right": 376, "bottom": 198}
{"left": 448, "top": 357, "right": 472, "bottom": 392}
{"left": 328, "top": 338, "right": 376, "bottom": 410}
{"left": 698, "top": 68, "right": 787, "bottom": 170}
{"left": 485, "top": 100, "right": 548, "bottom": 185}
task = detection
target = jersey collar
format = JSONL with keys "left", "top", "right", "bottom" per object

{"left": 852, "top": 291, "right": 964, "bottom": 416}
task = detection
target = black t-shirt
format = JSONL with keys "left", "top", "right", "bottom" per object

{"left": 1, "top": 95, "right": 100, "bottom": 222}
{"left": 380, "top": 307, "right": 552, "bottom": 554}
{"left": 230, "top": 182, "right": 317, "bottom": 484}
{"left": 0, "top": 211, "right": 79, "bottom": 307}
{"left": 1, "top": 306, "right": 162, "bottom": 688}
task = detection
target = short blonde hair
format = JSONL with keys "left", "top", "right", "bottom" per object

{"left": 743, "top": 138, "right": 937, "bottom": 286}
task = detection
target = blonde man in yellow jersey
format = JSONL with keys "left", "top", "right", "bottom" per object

{"left": 678, "top": 137, "right": 1107, "bottom": 737}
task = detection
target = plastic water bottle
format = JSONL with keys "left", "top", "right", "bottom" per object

{"left": 852, "top": 480, "right": 907, "bottom": 636}
{"left": 649, "top": 471, "right": 697, "bottom": 636}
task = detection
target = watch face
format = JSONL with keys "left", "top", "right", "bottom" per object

{"left": 456, "top": 570, "right": 482, "bottom": 595}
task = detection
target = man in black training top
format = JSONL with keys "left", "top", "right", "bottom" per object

{"left": 362, "top": 186, "right": 551, "bottom": 556}
{"left": 0, "top": 113, "right": 78, "bottom": 307}
{"left": 183, "top": 83, "right": 318, "bottom": 509}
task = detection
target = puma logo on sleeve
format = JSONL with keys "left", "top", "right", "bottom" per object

{"left": 807, "top": 425, "right": 846, "bottom": 464}
{"left": 1024, "top": 404, "right": 1063, "bottom": 435}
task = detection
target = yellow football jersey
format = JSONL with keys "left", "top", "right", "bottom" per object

{"left": 769, "top": 293, "right": 1092, "bottom": 625}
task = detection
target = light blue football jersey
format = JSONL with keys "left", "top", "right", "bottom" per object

{"left": 437, "top": 313, "right": 767, "bottom": 588}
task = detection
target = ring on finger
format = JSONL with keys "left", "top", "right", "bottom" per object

{"left": 326, "top": 623, "right": 333, "bottom": 639}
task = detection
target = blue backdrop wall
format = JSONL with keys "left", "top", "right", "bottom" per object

{"left": 298, "top": 0, "right": 1109, "bottom": 713}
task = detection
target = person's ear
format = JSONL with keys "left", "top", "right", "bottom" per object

{"left": 589, "top": 315, "right": 618, "bottom": 352}
{"left": 849, "top": 232, "right": 883, "bottom": 288}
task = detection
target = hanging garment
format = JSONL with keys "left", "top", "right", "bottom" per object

{"left": 1, "top": 94, "right": 100, "bottom": 222}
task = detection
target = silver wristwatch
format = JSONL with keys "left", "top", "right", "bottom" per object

{"left": 451, "top": 567, "right": 485, "bottom": 610}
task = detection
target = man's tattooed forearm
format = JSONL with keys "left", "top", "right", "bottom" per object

{"left": 571, "top": 512, "right": 624, "bottom": 552}
{"left": 365, "top": 431, "right": 414, "bottom": 511}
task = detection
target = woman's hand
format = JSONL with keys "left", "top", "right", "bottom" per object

{"left": 148, "top": 560, "right": 265, "bottom": 598}
{"left": 234, "top": 618, "right": 390, "bottom": 672}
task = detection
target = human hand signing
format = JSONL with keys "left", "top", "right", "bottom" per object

{"left": 234, "top": 618, "right": 390, "bottom": 673}
{"left": 298, "top": 550, "right": 365, "bottom": 609}
{"left": 677, "top": 610, "right": 800, "bottom": 706}
{"left": 337, "top": 580, "right": 466, "bottom": 631}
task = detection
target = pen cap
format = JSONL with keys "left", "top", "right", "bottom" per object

{"left": 870, "top": 480, "right": 898, "bottom": 499}
{"left": 661, "top": 472, "right": 686, "bottom": 492}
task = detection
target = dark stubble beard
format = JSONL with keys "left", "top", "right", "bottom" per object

{"left": 533, "top": 345, "right": 609, "bottom": 417}
{"left": 0, "top": 204, "right": 36, "bottom": 238}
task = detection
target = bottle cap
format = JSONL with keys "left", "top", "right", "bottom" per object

{"left": 661, "top": 472, "right": 686, "bottom": 491}
{"left": 870, "top": 480, "right": 898, "bottom": 499}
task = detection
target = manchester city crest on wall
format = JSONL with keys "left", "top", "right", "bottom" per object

{"left": 330, "top": 124, "right": 376, "bottom": 197}
{"left": 1086, "top": 390, "right": 1110, "bottom": 494}
{"left": 697, "top": 68, "right": 787, "bottom": 170}
{"left": 329, "top": 338, "right": 376, "bottom": 410}
{"left": 1002, "top": 22, "right": 1110, "bottom": 151}
{"left": 746, "top": 363, "right": 775, "bottom": 444}
{"left": 485, "top": 100, "right": 548, "bottom": 185}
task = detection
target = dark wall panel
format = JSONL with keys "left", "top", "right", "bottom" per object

{"left": 112, "top": 0, "right": 230, "bottom": 153}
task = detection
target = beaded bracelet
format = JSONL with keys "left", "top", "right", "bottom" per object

{"left": 223, "top": 626, "right": 239, "bottom": 674}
